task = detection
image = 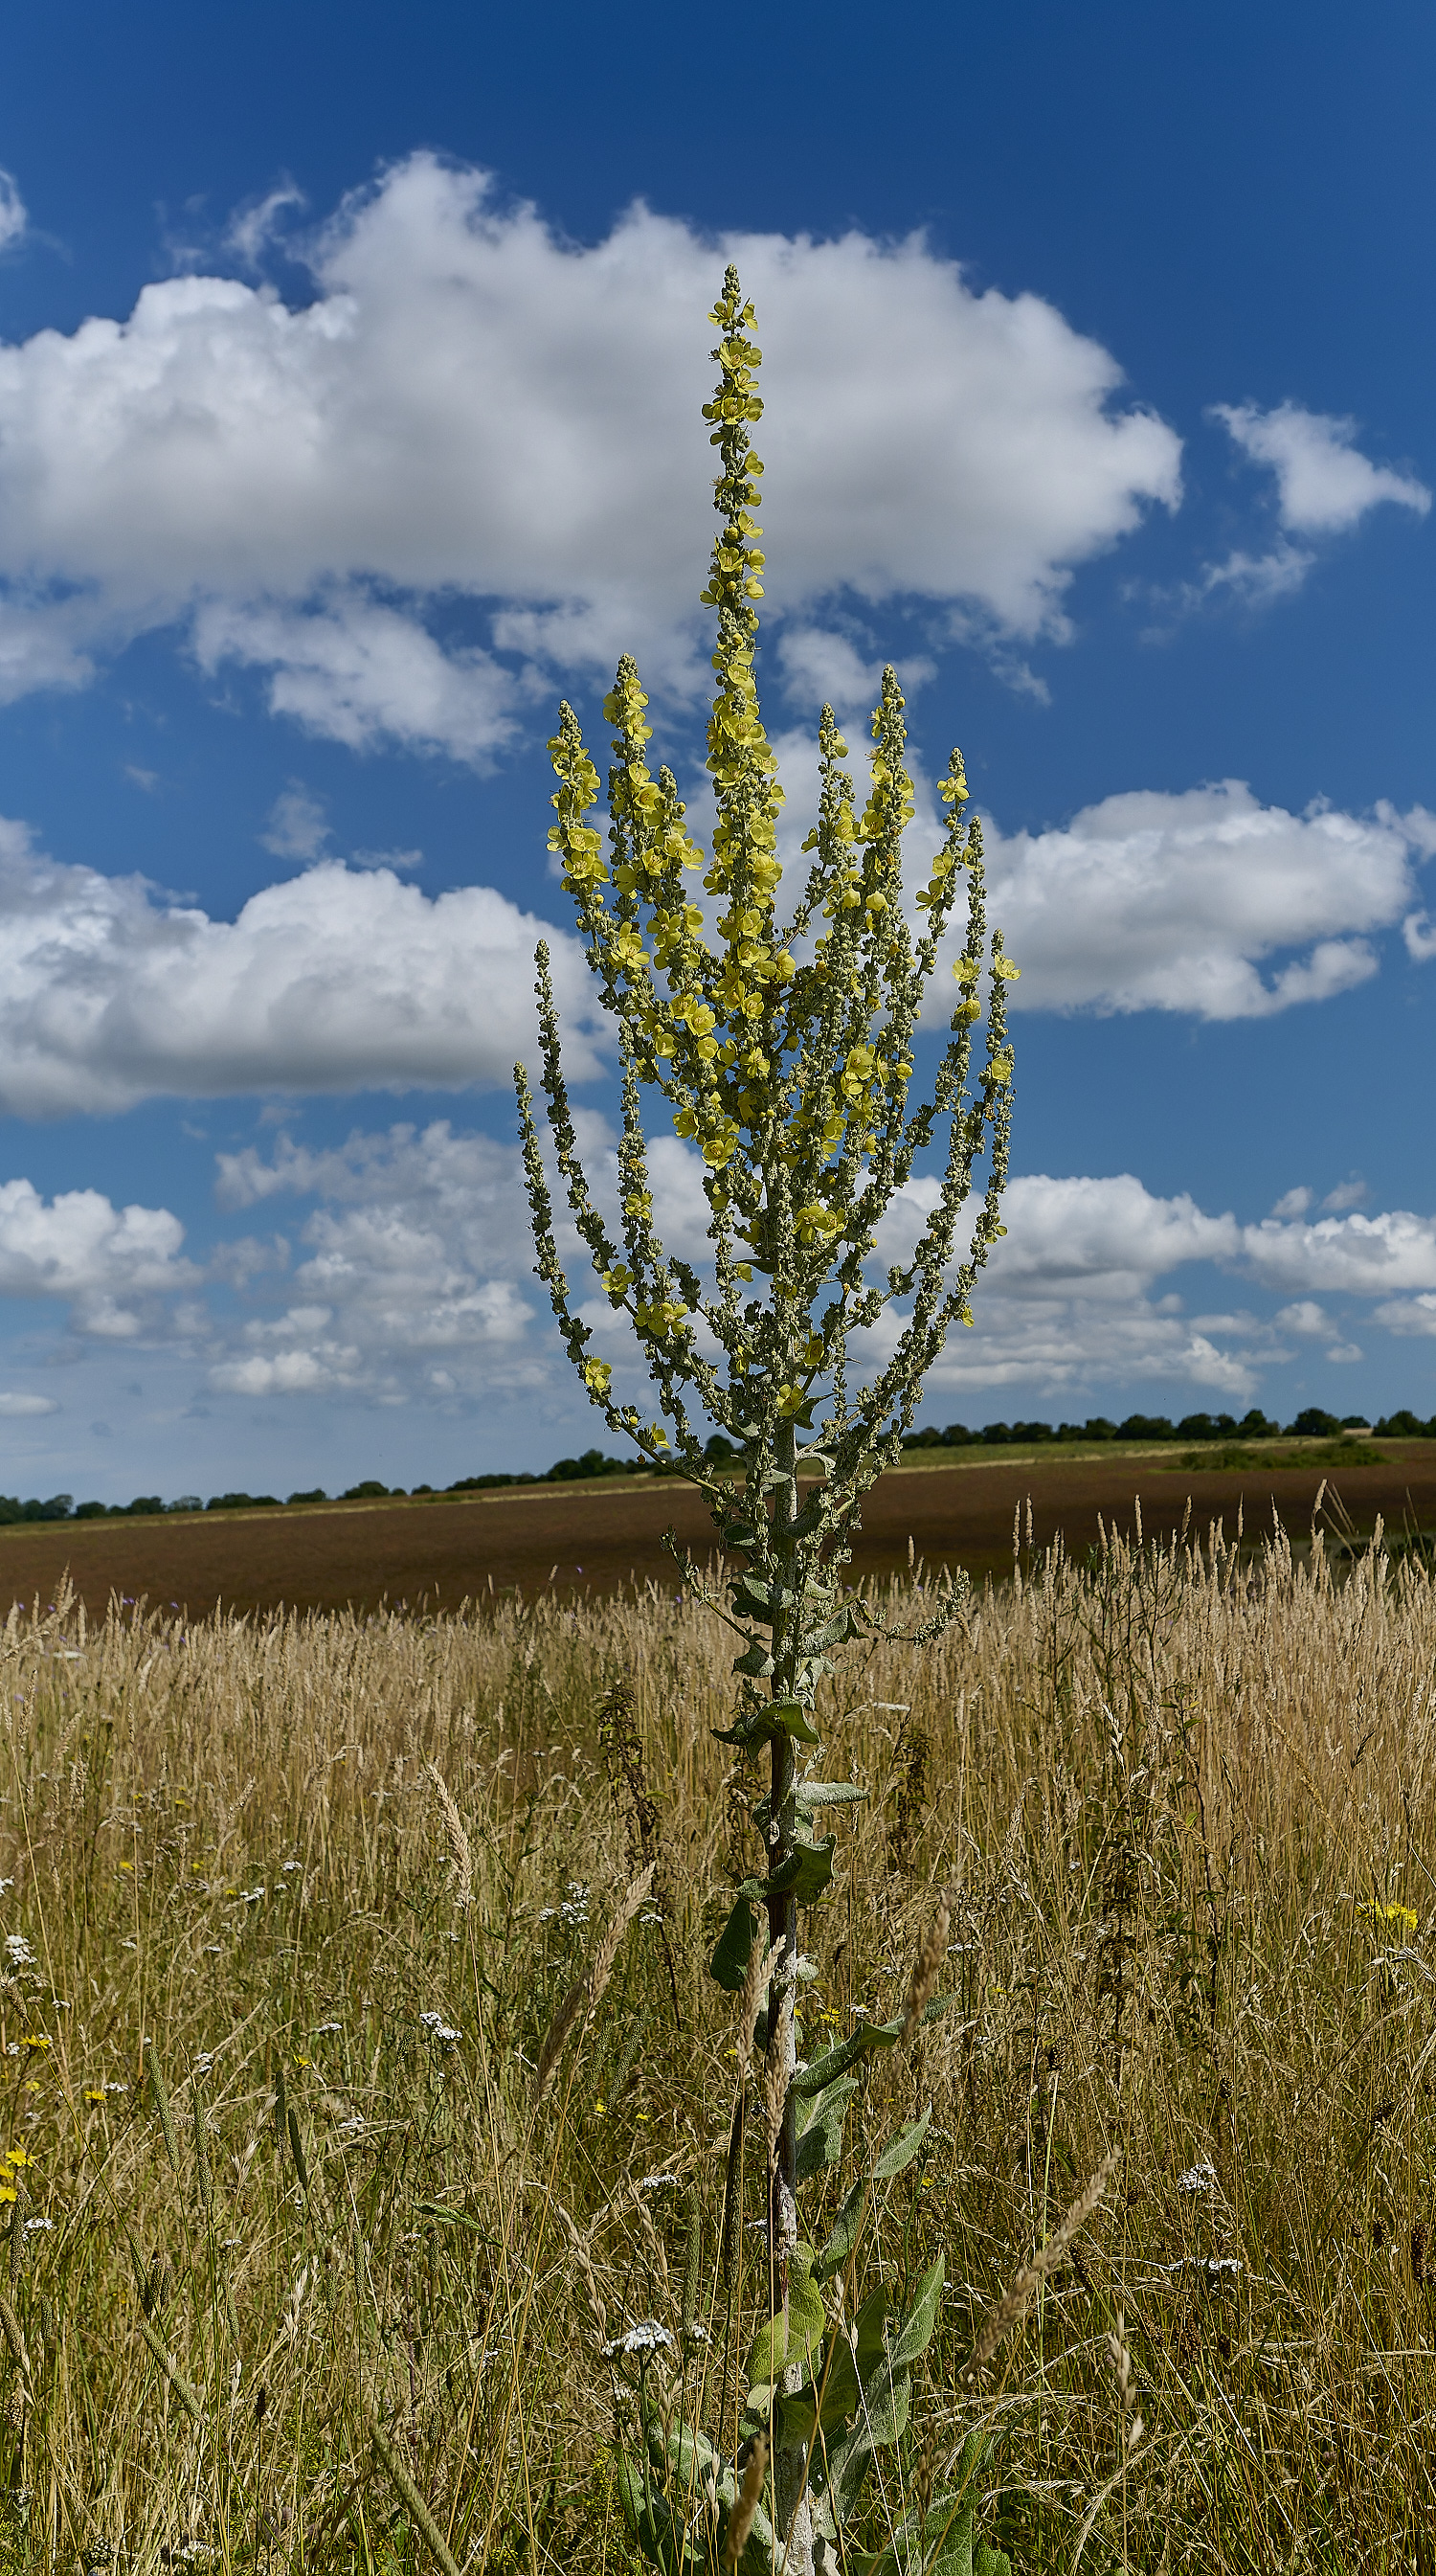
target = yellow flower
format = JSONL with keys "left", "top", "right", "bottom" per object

{"left": 20, "top": 2035, "right": 49, "bottom": 2051}
{"left": 1357, "top": 1900, "right": 1418, "bottom": 1935}
{"left": 6, "top": 2148, "right": 34, "bottom": 2168}
{"left": 582, "top": 1359, "right": 613, "bottom": 1395}
{"left": 84, "top": 2089, "right": 104, "bottom": 2105}
{"left": 0, "top": 2189, "right": 13, "bottom": 2206}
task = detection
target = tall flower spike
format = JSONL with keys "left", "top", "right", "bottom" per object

{"left": 516, "top": 271, "right": 1016, "bottom": 2576}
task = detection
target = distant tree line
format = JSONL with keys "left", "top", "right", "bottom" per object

{"left": 896, "top": 1406, "right": 1433, "bottom": 1450}
{"left": 0, "top": 1449, "right": 674, "bottom": 1525}
{"left": 1, "top": 1410, "right": 1432, "bottom": 1529}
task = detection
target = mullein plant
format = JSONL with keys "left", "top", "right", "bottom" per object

{"left": 517, "top": 269, "right": 1016, "bottom": 2574}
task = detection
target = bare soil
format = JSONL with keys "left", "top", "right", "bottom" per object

{"left": 5, "top": 1443, "right": 1433, "bottom": 1621}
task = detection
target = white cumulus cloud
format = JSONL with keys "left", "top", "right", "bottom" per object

{"left": 955, "top": 782, "right": 1435, "bottom": 1019}
{"left": 192, "top": 591, "right": 523, "bottom": 765}
{"left": 0, "top": 154, "right": 1180, "bottom": 739}
{"left": 1239, "top": 1208, "right": 1436, "bottom": 1296}
{"left": 207, "top": 1120, "right": 546, "bottom": 1401}
{"left": 1214, "top": 401, "right": 1430, "bottom": 535}
{"left": 0, "top": 1175, "right": 193, "bottom": 1338}
{"left": 0, "top": 817, "right": 603, "bottom": 1114}
{"left": 1374, "top": 1295, "right": 1436, "bottom": 1339}
{"left": 182, "top": 1131, "right": 1436, "bottom": 1413}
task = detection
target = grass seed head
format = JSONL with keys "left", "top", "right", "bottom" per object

{"left": 723, "top": 2429, "right": 767, "bottom": 2568}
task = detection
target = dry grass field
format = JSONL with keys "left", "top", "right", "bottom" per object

{"left": 0, "top": 1508, "right": 1433, "bottom": 2570}
{"left": 3, "top": 1442, "right": 1435, "bottom": 1622}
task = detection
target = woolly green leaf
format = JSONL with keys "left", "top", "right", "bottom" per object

{"left": 858, "top": 2357, "right": 910, "bottom": 2448}
{"left": 811, "top": 2331, "right": 863, "bottom": 2428}
{"left": 796, "top": 2074, "right": 859, "bottom": 2181}
{"left": 873, "top": 2101, "right": 931, "bottom": 2179}
{"left": 731, "top": 1640, "right": 774, "bottom": 1679}
{"left": 779, "top": 2321, "right": 863, "bottom": 2447}
{"left": 815, "top": 2176, "right": 866, "bottom": 2281}
{"left": 889, "top": 2251, "right": 944, "bottom": 2366}
{"left": 769, "top": 1698, "right": 821, "bottom": 1744}
{"left": 789, "top": 2259, "right": 826, "bottom": 2360}
{"left": 755, "top": 1832, "right": 835, "bottom": 1904}
{"left": 615, "top": 2451, "right": 687, "bottom": 2574}
{"left": 853, "top": 2284, "right": 889, "bottom": 2381}
{"left": 851, "top": 2498, "right": 989, "bottom": 2576}
{"left": 746, "top": 2311, "right": 786, "bottom": 2388}
{"left": 800, "top": 1607, "right": 854, "bottom": 1654}
{"left": 708, "top": 1896, "right": 757, "bottom": 1992}
{"left": 793, "top": 2016, "right": 902, "bottom": 2097}
{"left": 717, "top": 1699, "right": 821, "bottom": 1750}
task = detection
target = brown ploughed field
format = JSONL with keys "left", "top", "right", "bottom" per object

{"left": 4, "top": 1440, "right": 1433, "bottom": 1620}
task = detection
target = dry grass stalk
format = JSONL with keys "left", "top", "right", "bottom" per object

{"left": 0, "top": 2292, "right": 27, "bottom": 2379}
{"left": 901, "top": 1894, "right": 951, "bottom": 2043}
{"left": 0, "top": 1528, "right": 1432, "bottom": 2562}
{"left": 426, "top": 1761, "right": 473, "bottom": 1909}
{"left": 370, "top": 2419, "right": 462, "bottom": 2576}
{"left": 1106, "top": 2313, "right": 1144, "bottom": 2452}
{"left": 146, "top": 2042, "right": 179, "bottom": 2173}
{"left": 192, "top": 2083, "right": 214, "bottom": 2222}
{"left": 533, "top": 1861, "right": 656, "bottom": 2103}
{"left": 963, "top": 2148, "right": 1119, "bottom": 2380}
{"left": 723, "top": 2429, "right": 768, "bottom": 2568}
{"left": 737, "top": 1926, "right": 785, "bottom": 2063}
{"left": 135, "top": 2315, "right": 202, "bottom": 2424}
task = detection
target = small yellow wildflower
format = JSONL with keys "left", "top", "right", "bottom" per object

{"left": 1357, "top": 1900, "right": 1418, "bottom": 1936}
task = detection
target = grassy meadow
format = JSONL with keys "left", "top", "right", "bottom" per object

{"left": 0, "top": 1515, "right": 1433, "bottom": 2570}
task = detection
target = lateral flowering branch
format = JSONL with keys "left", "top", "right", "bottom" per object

{"left": 515, "top": 264, "right": 1016, "bottom": 2576}
{"left": 517, "top": 264, "right": 1014, "bottom": 1614}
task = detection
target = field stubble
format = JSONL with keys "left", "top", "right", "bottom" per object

{"left": 0, "top": 1516, "right": 1432, "bottom": 2568}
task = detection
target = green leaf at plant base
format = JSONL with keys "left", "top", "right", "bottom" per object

{"left": 615, "top": 2448, "right": 687, "bottom": 2575}
{"left": 781, "top": 2328, "right": 863, "bottom": 2445}
{"left": 851, "top": 2494, "right": 1011, "bottom": 2576}
{"left": 852, "top": 2283, "right": 889, "bottom": 2381}
{"left": 889, "top": 2251, "right": 945, "bottom": 2366}
{"left": 793, "top": 2014, "right": 903, "bottom": 2097}
{"left": 746, "top": 2255, "right": 826, "bottom": 2390}
{"left": 796, "top": 2073, "right": 860, "bottom": 2181}
{"left": 873, "top": 2101, "right": 931, "bottom": 2180}
{"left": 815, "top": 2176, "right": 867, "bottom": 2281}
{"left": 861, "top": 2356, "right": 911, "bottom": 2449}
{"left": 708, "top": 1895, "right": 757, "bottom": 1992}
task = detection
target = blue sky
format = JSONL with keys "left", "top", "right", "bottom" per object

{"left": 0, "top": 0, "right": 1432, "bottom": 1500}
